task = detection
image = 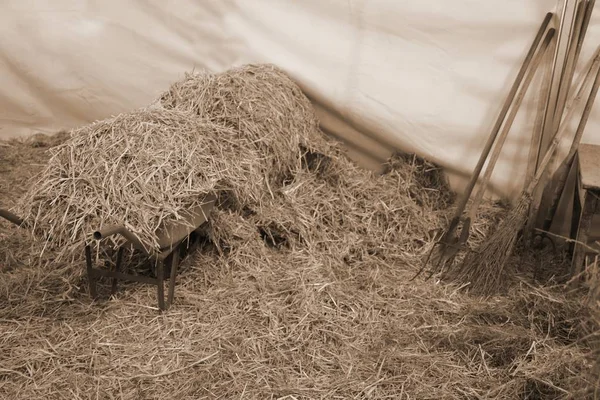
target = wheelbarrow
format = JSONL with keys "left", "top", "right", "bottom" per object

{"left": 0, "top": 194, "right": 217, "bottom": 311}
{"left": 89, "top": 193, "right": 217, "bottom": 311}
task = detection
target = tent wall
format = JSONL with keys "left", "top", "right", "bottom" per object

{"left": 1, "top": 0, "right": 599, "bottom": 199}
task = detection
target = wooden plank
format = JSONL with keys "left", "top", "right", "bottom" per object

{"left": 578, "top": 143, "right": 600, "bottom": 189}
{"left": 548, "top": 152, "right": 580, "bottom": 237}
{"left": 571, "top": 190, "right": 598, "bottom": 274}
{"left": 591, "top": 213, "right": 600, "bottom": 238}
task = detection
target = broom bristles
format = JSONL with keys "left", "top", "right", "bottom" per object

{"left": 450, "top": 193, "right": 532, "bottom": 295}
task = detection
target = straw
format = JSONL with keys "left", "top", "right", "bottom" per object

{"left": 0, "top": 64, "right": 597, "bottom": 399}
{"left": 14, "top": 109, "right": 267, "bottom": 259}
{"left": 14, "top": 64, "right": 337, "bottom": 261}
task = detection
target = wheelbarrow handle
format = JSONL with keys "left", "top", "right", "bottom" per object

{"left": 0, "top": 209, "right": 25, "bottom": 227}
{"left": 93, "top": 225, "right": 148, "bottom": 254}
{"left": 93, "top": 225, "right": 124, "bottom": 240}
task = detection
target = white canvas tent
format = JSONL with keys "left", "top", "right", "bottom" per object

{"left": 1, "top": 0, "right": 599, "bottom": 199}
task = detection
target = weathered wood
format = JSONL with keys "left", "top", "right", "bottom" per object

{"left": 571, "top": 188, "right": 598, "bottom": 275}
{"left": 578, "top": 143, "right": 600, "bottom": 189}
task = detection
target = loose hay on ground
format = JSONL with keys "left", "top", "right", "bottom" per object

{"left": 0, "top": 133, "right": 70, "bottom": 271}
{"left": 0, "top": 64, "right": 598, "bottom": 399}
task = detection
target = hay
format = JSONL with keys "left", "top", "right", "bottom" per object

{"left": 204, "top": 150, "right": 447, "bottom": 268}
{"left": 15, "top": 64, "right": 340, "bottom": 263}
{"left": 0, "top": 63, "right": 598, "bottom": 399}
{"left": 14, "top": 109, "right": 270, "bottom": 260}
{"left": 0, "top": 133, "right": 69, "bottom": 271}
{"left": 583, "top": 256, "right": 600, "bottom": 398}
{"left": 158, "top": 63, "right": 335, "bottom": 187}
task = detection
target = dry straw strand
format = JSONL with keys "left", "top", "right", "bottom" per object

{"left": 0, "top": 63, "right": 597, "bottom": 399}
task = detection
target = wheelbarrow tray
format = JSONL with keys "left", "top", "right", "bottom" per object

{"left": 92, "top": 195, "right": 217, "bottom": 259}
{"left": 88, "top": 193, "right": 217, "bottom": 311}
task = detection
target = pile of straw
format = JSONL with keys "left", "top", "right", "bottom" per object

{"left": 158, "top": 64, "right": 334, "bottom": 187}
{"left": 206, "top": 152, "right": 449, "bottom": 268}
{"left": 1, "top": 63, "right": 598, "bottom": 398}
{"left": 583, "top": 256, "right": 600, "bottom": 397}
{"left": 15, "top": 64, "right": 336, "bottom": 260}
{"left": 16, "top": 109, "right": 265, "bottom": 258}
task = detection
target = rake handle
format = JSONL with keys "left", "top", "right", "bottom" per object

{"left": 559, "top": 0, "right": 595, "bottom": 111}
{"left": 537, "top": 0, "right": 593, "bottom": 175}
{"left": 526, "top": 45, "right": 555, "bottom": 189}
{"left": 540, "top": 0, "right": 578, "bottom": 164}
{"left": 526, "top": 3, "right": 595, "bottom": 235}
{"left": 467, "top": 28, "right": 555, "bottom": 221}
{"left": 547, "top": 0, "right": 594, "bottom": 156}
{"left": 571, "top": 0, "right": 595, "bottom": 75}
{"left": 449, "top": 12, "right": 553, "bottom": 223}
{"left": 566, "top": 51, "right": 600, "bottom": 163}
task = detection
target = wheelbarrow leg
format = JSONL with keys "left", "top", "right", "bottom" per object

{"left": 167, "top": 247, "right": 181, "bottom": 308}
{"left": 111, "top": 247, "right": 125, "bottom": 295}
{"left": 85, "top": 245, "right": 98, "bottom": 299}
{"left": 156, "top": 257, "right": 166, "bottom": 311}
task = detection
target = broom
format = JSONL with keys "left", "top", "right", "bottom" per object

{"left": 453, "top": 49, "right": 600, "bottom": 296}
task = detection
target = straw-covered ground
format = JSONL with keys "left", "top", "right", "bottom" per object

{"left": 0, "top": 64, "right": 599, "bottom": 399}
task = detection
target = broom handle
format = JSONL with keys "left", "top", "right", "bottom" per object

{"left": 572, "top": 0, "right": 595, "bottom": 71}
{"left": 537, "top": 0, "right": 576, "bottom": 170}
{"left": 563, "top": 6, "right": 597, "bottom": 163}
{"left": 552, "top": 0, "right": 587, "bottom": 127}
{"left": 526, "top": 49, "right": 600, "bottom": 196}
{"left": 467, "top": 29, "right": 555, "bottom": 220}
{"left": 449, "top": 12, "right": 553, "bottom": 222}
{"left": 525, "top": 34, "right": 556, "bottom": 188}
